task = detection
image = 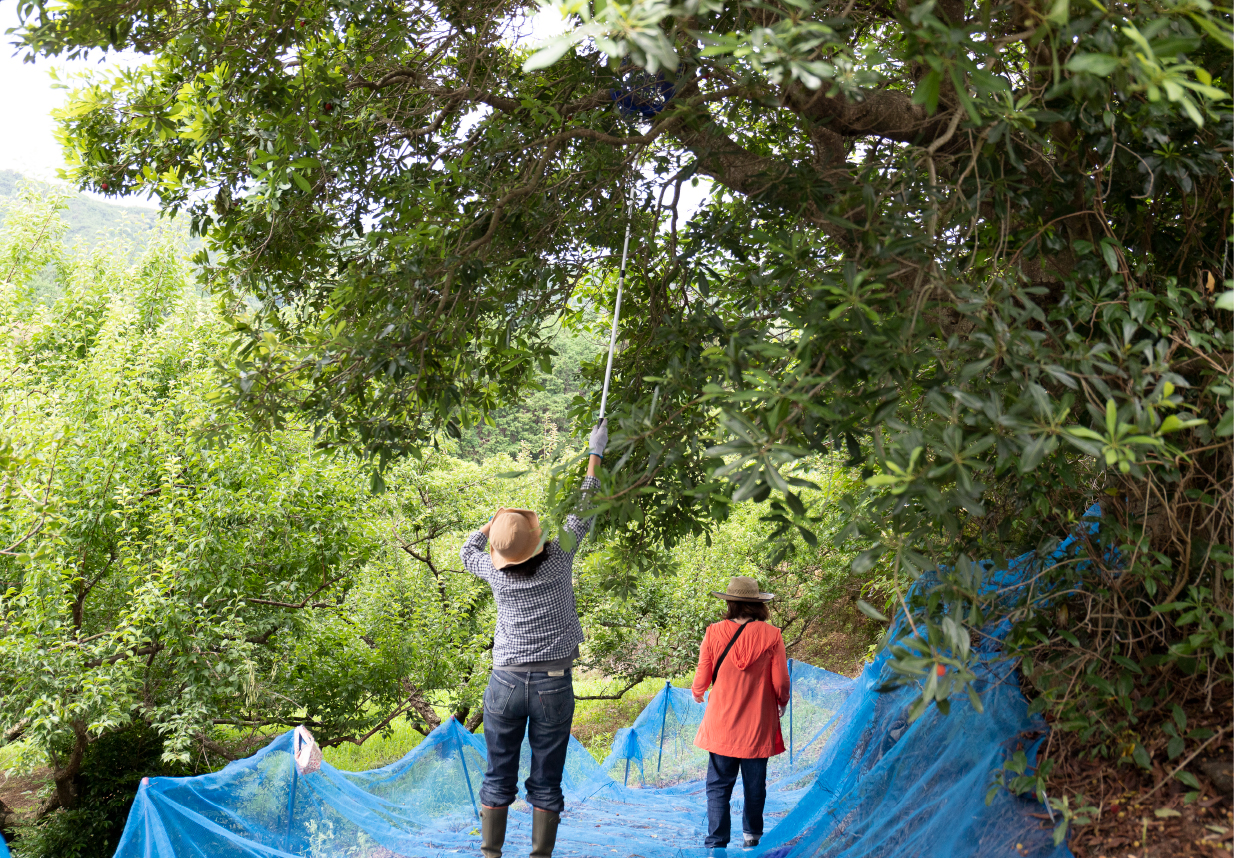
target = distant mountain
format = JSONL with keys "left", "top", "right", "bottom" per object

{"left": 0, "top": 169, "right": 189, "bottom": 253}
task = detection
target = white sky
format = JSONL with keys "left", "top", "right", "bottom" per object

{"left": 0, "top": 2, "right": 151, "bottom": 205}
{"left": 0, "top": 3, "right": 710, "bottom": 218}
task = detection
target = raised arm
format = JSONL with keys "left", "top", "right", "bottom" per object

{"left": 563, "top": 421, "right": 608, "bottom": 553}
{"left": 563, "top": 458, "right": 602, "bottom": 551}
{"left": 459, "top": 520, "right": 496, "bottom": 582}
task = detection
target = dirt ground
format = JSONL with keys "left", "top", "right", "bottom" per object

{"left": 1065, "top": 780, "right": 1232, "bottom": 856}
{"left": 1050, "top": 698, "right": 1233, "bottom": 858}
{"left": 0, "top": 764, "right": 51, "bottom": 835}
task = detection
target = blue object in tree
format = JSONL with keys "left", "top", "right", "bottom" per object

{"left": 610, "top": 71, "right": 677, "bottom": 117}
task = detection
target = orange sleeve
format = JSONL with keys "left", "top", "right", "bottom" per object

{"left": 691, "top": 626, "right": 715, "bottom": 700}
{"left": 771, "top": 632, "right": 790, "bottom": 707}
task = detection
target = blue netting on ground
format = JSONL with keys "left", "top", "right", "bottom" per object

{"left": 111, "top": 510, "right": 1101, "bottom": 858}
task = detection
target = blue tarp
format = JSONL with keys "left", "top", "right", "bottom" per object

{"left": 111, "top": 512, "right": 1100, "bottom": 857}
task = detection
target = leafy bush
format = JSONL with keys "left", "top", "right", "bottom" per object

{"left": 11, "top": 723, "right": 192, "bottom": 858}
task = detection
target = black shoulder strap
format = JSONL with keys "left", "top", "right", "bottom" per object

{"left": 710, "top": 621, "right": 751, "bottom": 687}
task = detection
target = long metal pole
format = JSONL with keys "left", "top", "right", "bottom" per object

{"left": 458, "top": 726, "right": 480, "bottom": 821}
{"left": 284, "top": 738, "right": 300, "bottom": 851}
{"left": 655, "top": 680, "right": 670, "bottom": 782}
{"left": 598, "top": 202, "right": 633, "bottom": 421}
{"left": 788, "top": 658, "right": 794, "bottom": 765}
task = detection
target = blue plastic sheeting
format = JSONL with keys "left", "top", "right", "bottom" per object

{"left": 1, "top": 835, "right": 9, "bottom": 858}
{"left": 112, "top": 513, "right": 1099, "bottom": 858}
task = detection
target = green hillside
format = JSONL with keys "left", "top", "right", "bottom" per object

{"left": 0, "top": 169, "right": 174, "bottom": 251}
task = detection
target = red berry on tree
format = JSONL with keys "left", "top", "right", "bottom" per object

{"left": 101, "top": 182, "right": 109, "bottom": 190}
{"left": 936, "top": 664, "right": 945, "bottom": 676}
{"left": 324, "top": 103, "right": 334, "bottom": 113}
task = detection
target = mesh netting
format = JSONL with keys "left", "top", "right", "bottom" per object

{"left": 110, "top": 511, "right": 1100, "bottom": 858}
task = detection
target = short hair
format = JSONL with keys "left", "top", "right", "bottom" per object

{"left": 724, "top": 600, "right": 770, "bottom": 622}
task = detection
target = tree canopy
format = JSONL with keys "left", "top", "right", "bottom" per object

{"left": 9, "top": 0, "right": 1233, "bottom": 802}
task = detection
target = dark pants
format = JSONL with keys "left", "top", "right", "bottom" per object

{"left": 704, "top": 753, "right": 768, "bottom": 848}
{"left": 479, "top": 669, "right": 575, "bottom": 814}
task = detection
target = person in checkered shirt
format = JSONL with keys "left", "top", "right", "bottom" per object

{"left": 459, "top": 420, "right": 607, "bottom": 858}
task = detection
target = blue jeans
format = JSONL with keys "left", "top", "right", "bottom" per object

{"left": 479, "top": 669, "right": 575, "bottom": 813}
{"left": 704, "top": 753, "right": 768, "bottom": 848}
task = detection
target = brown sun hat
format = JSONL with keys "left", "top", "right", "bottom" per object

{"left": 488, "top": 509, "right": 544, "bottom": 569}
{"left": 711, "top": 575, "right": 775, "bottom": 602}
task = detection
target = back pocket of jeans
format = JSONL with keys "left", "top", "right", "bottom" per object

{"left": 536, "top": 685, "right": 574, "bottom": 725}
{"left": 485, "top": 675, "right": 516, "bottom": 717}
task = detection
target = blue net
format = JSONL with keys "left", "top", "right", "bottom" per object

{"left": 110, "top": 512, "right": 1101, "bottom": 858}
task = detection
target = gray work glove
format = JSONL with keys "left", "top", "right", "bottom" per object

{"left": 589, "top": 418, "right": 608, "bottom": 458}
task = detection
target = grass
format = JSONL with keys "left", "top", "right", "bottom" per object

{"left": 0, "top": 741, "right": 26, "bottom": 770}
{"left": 571, "top": 674, "right": 693, "bottom": 761}
{"left": 321, "top": 718, "right": 429, "bottom": 772}
{"left": 317, "top": 674, "right": 693, "bottom": 772}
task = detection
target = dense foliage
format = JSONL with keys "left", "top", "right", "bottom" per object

{"left": 0, "top": 188, "right": 869, "bottom": 856}
{"left": 8, "top": 0, "right": 1234, "bottom": 829}
{"left": 14, "top": 724, "right": 192, "bottom": 858}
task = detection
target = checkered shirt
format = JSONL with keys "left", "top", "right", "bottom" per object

{"left": 460, "top": 476, "right": 599, "bottom": 667}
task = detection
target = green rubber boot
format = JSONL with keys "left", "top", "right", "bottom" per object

{"left": 529, "top": 809, "right": 561, "bottom": 858}
{"left": 480, "top": 806, "right": 508, "bottom": 858}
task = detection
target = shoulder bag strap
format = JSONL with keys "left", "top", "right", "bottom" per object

{"left": 709, "top": 621, "right": 751, "bottom": 688}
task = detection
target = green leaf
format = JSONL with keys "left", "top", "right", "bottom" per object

{"left": 1067, "top": 53, "right": 1120, "bottom": 75}
{"left": 523, "top": 35, "right": 579, "bottom": 72}
{"left": 852, "top": 545, "right": 884, "bottom": 575}
{"left": 1176, "top": 770, "right": 1201, "bottom": 790}
{"left": 1159, "top": 414, "right": 1205, "bottom": 434}
{"left": 856, "top": 599, "right": 889, "bottom": 622}
{"left": 1018, "top": 434, "right": 1050, "bottom": 473}
{"left": 1216, "top": 409, "right": 1234, "bottom": 438}
{"left": 913, "top": 69, "right": 942, "bottom": 114}
{"left": 907, "top": 695, "right": 929, "bottom": 722}
{"left": 1189, "top": 13, "right": 1234, "bottom": 50}
{"left": 796, "top": 524, "right": 819, "bottom": 547}
{"left": 1100, "top": 240, "right": 1120, "bottom": 273}
{"left": 966, "top": 682, "right": 984, "bottom": 714}
{"left": 1215, "top": 290, "right": 1234, "bottom": 311}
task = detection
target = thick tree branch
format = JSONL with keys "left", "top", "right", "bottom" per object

{"left": 3, "top": 718, "right": 29, "bottom": 745}
{"left": 672, "top": 109, "right": 855, "bottom": 245}
{"left": 782, "top": 83, "right": 952, "bottom": 146}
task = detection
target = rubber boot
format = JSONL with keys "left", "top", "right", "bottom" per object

{"left": 529, "top": 809, "right": 560, "bottom": 858}
{"left": 480, "top": 806, "right": 508, "bottom": 858}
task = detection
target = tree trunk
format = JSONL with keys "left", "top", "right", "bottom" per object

{"left": 43, "top": 720, "right": 88, "bottom": 815}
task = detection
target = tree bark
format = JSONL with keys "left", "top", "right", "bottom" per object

{"left": 42, "top": 720, "right": 89, "bottom": 815}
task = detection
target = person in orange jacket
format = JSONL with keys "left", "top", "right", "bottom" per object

{"left": 691, "top": 576, "right": 791, "bottom": 849}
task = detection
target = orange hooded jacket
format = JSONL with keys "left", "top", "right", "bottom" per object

{"left": 690, "top": 619, "right": 791, "bottom": 759}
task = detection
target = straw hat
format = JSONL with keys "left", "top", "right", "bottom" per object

{"left": 488, "top": 509, "right": 544, "bottom": 569}
{"left": 711, "top": 575, "right": 774, "bottom": 602}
